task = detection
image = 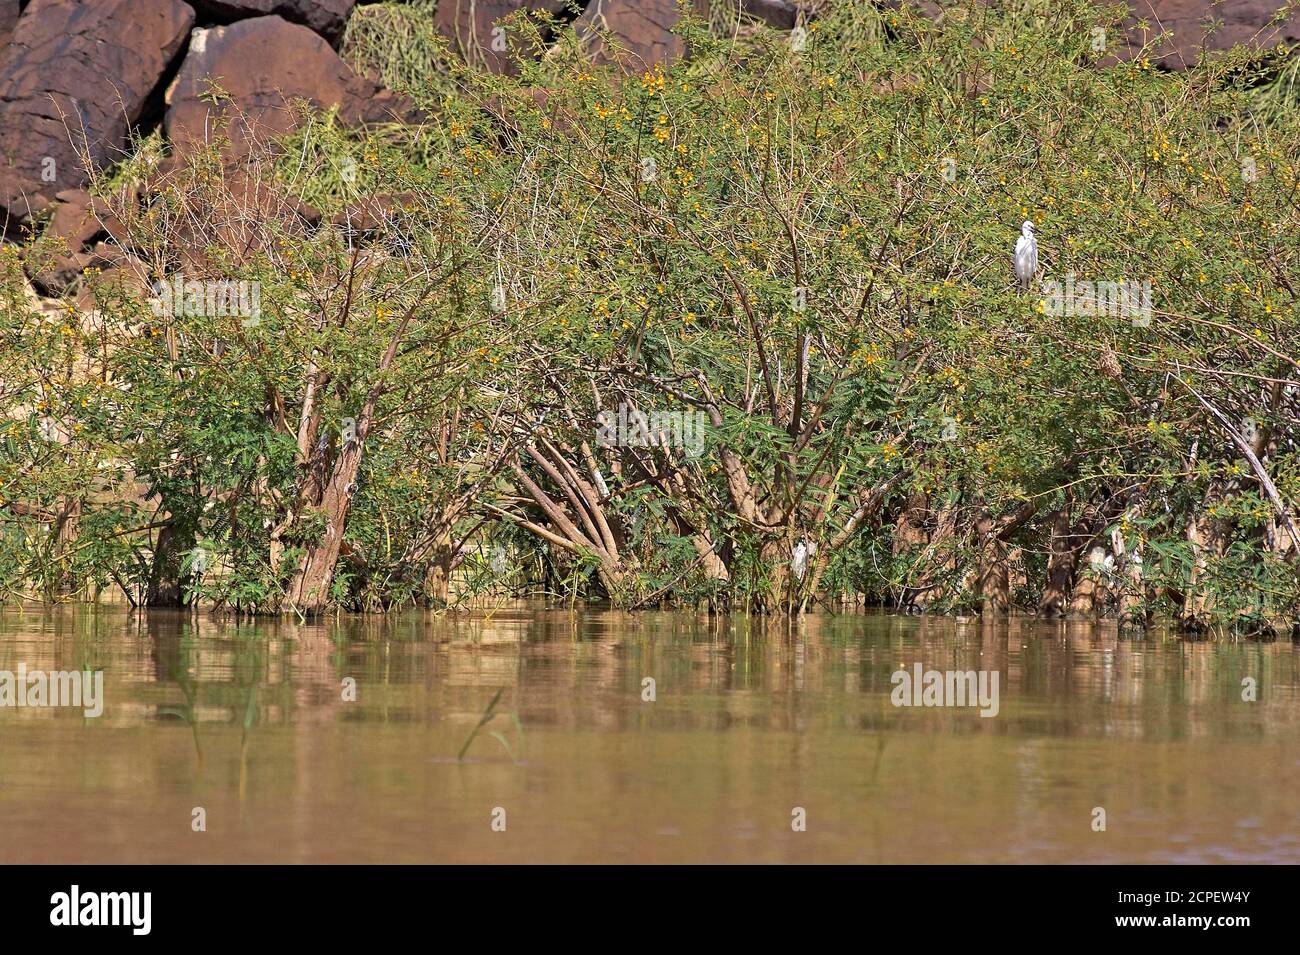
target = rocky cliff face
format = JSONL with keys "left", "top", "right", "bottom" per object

{"left": 0, "top": 1, "right": 19, "bottom": 49}
{"left": 164, "top": 14, "right": 420, "bottom": 162}
{"left": 1128, "top": 0, "right": 1300, "bottom": 69}
{"left": 188, "top": 1, "right": 357, "bottom": 42}
{"left": 0, "top": 0, "right": 195, "bottom": 223}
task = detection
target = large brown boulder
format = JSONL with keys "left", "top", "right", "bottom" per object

{"left": 576, "top": 0, "right": 709, "bottom": 71}
{"left": 45, "top": 188, "right": 127, "bottom": 249}
{"left": 165, "top": 15, "right": 419, "bottom": 161}
{"left": 0, "top": 1, "right": 19, "bottom": 49}
{"left": 1125, "top": 1, "right": 1300, "bottom": 69}
{"left": 188, "top": 1, "right": 356, "bottom": 43}
{"left": 24, "top": 187, "right": 135, "bottom": 293}
{"left": 741, "top": 0, "right": 801, "bottom": 30}
{"left": 0, "top": 0, "right": 195, "bottom": 224}
{"left": 435, "top": 0, "right": 569, "bottom": 75}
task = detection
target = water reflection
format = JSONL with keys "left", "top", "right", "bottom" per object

{"left": 0, "top": 605, "right": 1296, "bottom": 862}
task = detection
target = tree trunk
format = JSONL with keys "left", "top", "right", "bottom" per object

{"left": 425, "top": 542, "right": 455, "bottom": 606}
{"left": 1180, "top": 508, "right": 1226, "bottom": 631}
{"left": 1038, "top": 507, "right": 1076, "bottom": 616}
{"left": 912, "top": 497, "right": 959, "bottom": 609}
{"left": 975, "top": 510, "right": 1010, "bottom": 613}
{"left": 1112, "top": 507, "right": 1147, "bottom": 628}
{"left": 761, "top": 536, "right": 796, "bottom": 614}
{"left": 51, "top": 496, "right": 82, "bottom": 595}
{"left": 147, "top": 521, "right": 193, "bottom": 607}
{"left": 286, "top": 435, "right": 364, "bottom": 615}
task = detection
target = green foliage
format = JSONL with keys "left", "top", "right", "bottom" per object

{"left": 340, "top": 0, "right": 454, "bottom": 104}
{"left": 0, "top": 0, "right": 1295, "bottom": 630}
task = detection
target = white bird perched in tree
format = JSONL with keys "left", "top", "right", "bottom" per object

{"left": 1014, "top": 220, "right": 1038, "bottom": 290}
{"left": 791, "top": 540, "right": 808, "bottom": 581}
{"left": 1088, "top": 546, "right": 1115, "bottom": 575}
{"left": 791, "top": 538, "right": 816, "bottom": 581}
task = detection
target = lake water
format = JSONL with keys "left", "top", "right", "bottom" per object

{"left": 0, "top": 605, "right": 1296, "bottom": 863}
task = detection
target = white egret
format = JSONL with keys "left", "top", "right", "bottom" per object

{"left": 1014, "top": 220, "right": 1038, "bottom": 290}
{"left": 1088, "top": 547, "right": 1116, "bottom": 576}
{"left": 791, "top": 540, "right": 808, "bottom": 581}
{"left": 791, "top": 538, "right": 816, "bottom": 581}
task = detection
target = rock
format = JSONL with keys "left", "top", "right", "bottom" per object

{"left": 576, "top": 0, "right": 709, "bottom": 71}
{"left": 0, "top": 0, "right": 19, "bottom": 49}
{"left": 165, "top": 15, "right": 420, "bottom": 161}
{"left": 46, "top": 189, "right": 128, "bottom": 250}
{"left": 21, "top": 188, "right": 137, "bottom": 293}
{"left": 25, "top": 247, "right": 105, "bottom": 295}
{"left": 1123, "top": 1, "right": 1300, "bottom": 69}
{"left": 0, "top": 0, "right": 195, "bottom": 224}
{"left": 741, "top": 0, "right": 800, "bottom": 30}
{"left": 435, "top": 1, "right": 569, "bottom": 75}
{"left": 188, "top": 1, "right": 356, "bottom": 43}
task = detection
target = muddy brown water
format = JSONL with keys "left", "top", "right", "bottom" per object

{"left": 0, "top": 604, "right": 1296, "bottom": 863}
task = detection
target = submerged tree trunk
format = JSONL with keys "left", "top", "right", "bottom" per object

{"left": 975, "top": 509, "right": 1010, "bottom": 613}
{"left": 286, "top": 431, "right": 366, "bottom": 615}
{"left": 911, "top": 497, "right": 960, "bottom": 609}
{"left": 147, "top": 521, "right": 193, "bottom": 607}
{"left": 1038, "top": 507, "right": 1076, "bottom": 617}
{"left": 1112, "top": 503, "right": 1148, "bottom": 628}
{"left": 1068, "top": 560, "right": 1105, "bottom": 617}
{"left": 758, "top": 536, "right": 794, "bottom": 613}
{"left": 424, "top": 539, "right": 456, "bottom": 606}
{"left": 1180, "top": 507, "right": 1227, "bottom": 631}
{"left": 50, "top": 496, "right": 82, "bottom": 595}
